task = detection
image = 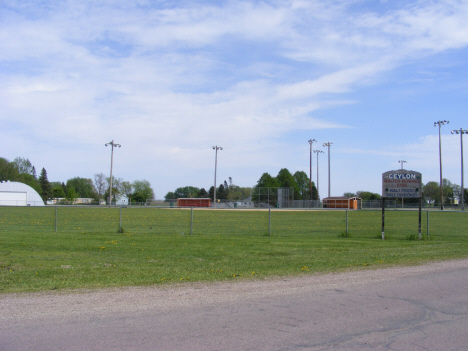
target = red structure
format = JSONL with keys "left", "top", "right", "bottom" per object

{"left": 177, "top": 198, "right": 212, "bottom": 207}
{"left": 322, "top": 196, "right": 362, "bottom": 209}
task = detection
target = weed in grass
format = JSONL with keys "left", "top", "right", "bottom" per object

{"left": 339, "top": 231, "right": 352, "bottom": 238}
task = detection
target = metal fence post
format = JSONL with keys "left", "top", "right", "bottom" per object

{"left": 191, "top": 207, "right": 193, "bottom": 235}
{"left": 346, "top": 209, "right": 348, "bottom": 236}
{"left": 119, "top": 206, "right": 122, "bottom": 231}
{"left": 268, "top": 208, "right": 271, "bottom": 236}
{"left": 427, "top": 210, "right": 429, "bottom": 238}
{"left": 55, "top": 206, "right": 57, "bottom": 232}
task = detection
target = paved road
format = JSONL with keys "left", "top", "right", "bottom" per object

{"left": 1, "top": 260, "right": 468, "bottom": 351}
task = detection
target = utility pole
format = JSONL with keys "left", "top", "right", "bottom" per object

{"left": 451, "top": 128, "right": 468, "bottom": 211}
{"left": 105, "top": 140, "right": 121, "bottom": 206}
{"left": 434, "top": 121, "right": 449, "bottom": 210}
{"left": 308, "top": 139, "right": 317, "bottom": 201}
{"left": 212, "top": 146, "right": 223, "bottom": 207}
{"left": 323, "top": 142, "right": 332, "bottom": 198}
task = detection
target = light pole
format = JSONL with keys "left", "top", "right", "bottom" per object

{"left": 314, "top": 150, "right": 324, "bottom": 200}
{"left": 323, "top": 142, "right": 332, "bottom": 198}
{"left": 105, "top": 140, "right": 121, "bottom": 206}
{"left": 213, "top": 145, "right": 223, "bottom": 207}
{"left": 308, "top": 139, "right": 317, "bottom": 200}
{"left": 398, "top": 160, "right": 407, "bottom": 208}
{"left": 451, "top": 128, "right": 468, "bottom": 211}
{"left": 434, "top": 121, "right": 449, "bottom": 210}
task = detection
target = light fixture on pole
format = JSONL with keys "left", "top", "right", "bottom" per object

{"left": 323, "top": 142, "right": 332, "bottom": 198}
{"left": 434, "top": 120, "right": 449, "bottom": 210}
{"left": 212, "top": 145, "right": 223, "bottom": 207}
{"left": 314, "top": 150, "right": 324, "bottom": 200}
{"left": 308, "top": 139, "right": 317, "bottom": 201}
{"left": 451, "top": 128, "right": 468, "bottom": 211}
{"left": 399, "top": 160, "right": 407, "bottom": 169}
{"left": 105, "top": 140, "right": 121, "bottom": 206}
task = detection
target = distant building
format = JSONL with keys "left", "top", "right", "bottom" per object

{"left": 177, "top": 198, "right": 211, "bottom": 207}
{"left": 322, "top": 196, "right": 362, "bottom": 209}
{"left": 0, "top": 181, "right": 44, "bottom": 206}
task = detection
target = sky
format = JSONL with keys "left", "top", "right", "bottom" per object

{"left": 1, "top": 0, "right": 468, "bottom": 200}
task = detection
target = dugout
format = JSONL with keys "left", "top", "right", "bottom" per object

{"left": 177, "top": 198, "right": 211, "bottom": 207}
{"left": 322, "top": 196, "right": 361, "bottom": 209}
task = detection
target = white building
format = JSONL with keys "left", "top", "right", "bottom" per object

{"left": 0, "top": 181, "right": 44, "bottom": 206}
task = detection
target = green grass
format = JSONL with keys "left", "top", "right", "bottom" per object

{"left": 1, "top": 207, "right": 467, "bottom": 293}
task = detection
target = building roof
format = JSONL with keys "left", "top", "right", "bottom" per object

{"left": 0, "top": 181, "right": 44, "bottom": 206}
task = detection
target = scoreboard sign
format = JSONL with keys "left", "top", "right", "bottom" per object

{"left": 382, "top": 170, "right": 422, "bottom": 198}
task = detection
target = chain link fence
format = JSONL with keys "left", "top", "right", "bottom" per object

{"left": 1, "top": 206, "right": 467, "bottom": 240}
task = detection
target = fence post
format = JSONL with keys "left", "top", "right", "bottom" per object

{"left": 268, "top": 208, "right": 271, "bottom": 236}
{"left": 119, "top": 206, "right": 122, "bottom": 231}
{"left": 55, "top": 206, "right": 57, "bottom": 232}
{"left": 191, "top": 207, "right": 193, "bottom": 235}
{"left": 346, "top": 209, "right": 348, "bottom": 236}
{"left": 427, "top": 210, "right": 429, "bottom": 238}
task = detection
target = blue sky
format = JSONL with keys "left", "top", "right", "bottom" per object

{"left": 1, "top": 0, "right": 468, "bottom": 199}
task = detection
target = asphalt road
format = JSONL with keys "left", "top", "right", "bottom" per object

{"left": 1, "top": 259, "right": 468, "bottom": 351}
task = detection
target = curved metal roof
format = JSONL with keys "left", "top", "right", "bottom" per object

{"left": 0, "top": 181, "right": 44, "bottom": 206}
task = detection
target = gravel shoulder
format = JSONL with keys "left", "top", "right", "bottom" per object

{"left": 2, "top": 259, "right": 468, "bottom": 324}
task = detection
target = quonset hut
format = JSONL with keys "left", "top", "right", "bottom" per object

{"left": 0, "top": 181, "right": 44, "bottom": 206}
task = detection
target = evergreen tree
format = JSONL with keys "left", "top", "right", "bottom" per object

{"left": 38, "top": 168, "right": 53, "bottom": 201}
{"left": 32, "top": 166, "right": 37, "bottom": 179}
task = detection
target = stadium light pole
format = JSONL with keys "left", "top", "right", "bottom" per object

{"left": 435, "top": 121, "right": 449, "bottom": 210}
{"left": 308, "top": 139, "right": 317, "bottom": 200}
{"left": 451, "top": 128, "right": 468, "bottom": 211}
{"left": 105, "top": 140, "right": 121, "bottom": 206}
{"left": 213, "top": 146, "right": 223, "bottom": 208}
{"left": 314, "top": 150, "right": 324, "bottom": 200}
{"left": 323, "top": 142, "right": 332, "bottom": 198}
{"left": 398, "top": 160, "right": 407, "bottom": 208}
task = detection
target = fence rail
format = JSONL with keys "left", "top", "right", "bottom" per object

{"left": 1, "top": 206, "right": 467, "bottom": 241}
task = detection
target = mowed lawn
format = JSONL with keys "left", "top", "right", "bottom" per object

{"left": 1, "top": 206, "right": 468, "bottom": 293}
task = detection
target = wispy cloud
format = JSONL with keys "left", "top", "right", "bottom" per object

{"left": 1, "top": 0, "right": 468, "bottom": 196}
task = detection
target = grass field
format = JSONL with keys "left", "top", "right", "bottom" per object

{"left": 1, "top": 207, "right": 467, "bottom": 293}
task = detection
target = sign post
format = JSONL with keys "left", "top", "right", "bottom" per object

{"left": 381, "top": 170, "right": 422, "bottom": 240}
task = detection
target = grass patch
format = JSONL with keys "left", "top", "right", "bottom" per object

{"left": 0, "top": 207, "right": 467, "bottom": 293}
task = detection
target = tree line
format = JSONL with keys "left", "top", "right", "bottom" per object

{"left": 164, "top": 169, "right": 318, "bottom": 203}
{"left": 0, "top": 156, "right": 155, "bottom": 204}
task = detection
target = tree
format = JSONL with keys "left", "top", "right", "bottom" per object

{"left": 0, "top": 157, "right": 19, "bottom": 182}
{"left": 423, "top": 181, "right": 440, "bottom": 205}
{"left": 17, "top": 173, "right": 41, "bottom": 194}
{"left": 132, "top": 180, "right": 155, "bottom": 203}
{"left": 227, "top": 185, "right": 251, "bottom": 200}
{"left": 12, "top": 157, "right": 33, "bottom": 175}
{"left": 94, "top": 173, "right": 106, "bottom": 200}
{"left": 217, "top": 184, "right": 227, "bottom": 200}
{"left": 255, "top": 172, "right": 279, "bottom": 188}
{"left": 276, "top": 168, "right": 301, "bottom": 200}
{"left": 164, "top": 192, "right": 177, "bottom": 201}
{"left": 38, "top": 168, "right": 52, "bottom": 201}
{"left": 343, "top": 192, "right": 357, "bottom": 197}
{"left": 174, "top": 186, "right": 200, "bottom": 198}
{"left": 66, "top": 187, "right": 78, "bottom": 203}
{"left": 356, "top": 191, "right": 381, "bottom": 201}
{"left": 66, "top": 177, "right": 97, "bottom": 199}
{"left": 121, "top": 181, "right": 133, "bottom": 202}
{"left": 52, "top": 185, "right": 66, "bottom": 199}
{"left": 293, "top": 171, "right": 318, "bottom": 200}
{"left": 199, "top": 188, "right": 209, "bottom": 198}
